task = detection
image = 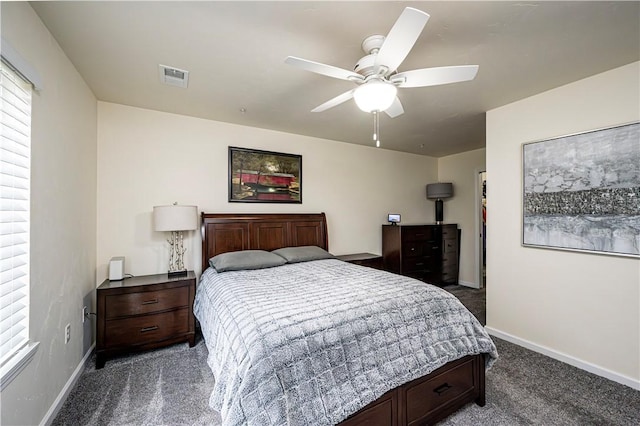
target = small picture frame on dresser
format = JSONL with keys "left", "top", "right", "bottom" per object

{"left": 388, "top": 213, "right": 401, "bottom": 225}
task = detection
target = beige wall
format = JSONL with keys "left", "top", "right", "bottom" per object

{"left": 96, "top": 102, "right": 438, "bottom": 279}
{"left": 486, "top": 62, "right": 640, "bottom": 388}
{"left": 438, "top": 148, "right": 486, "bottom": 287}
{"left": 1, "top": 3, "right": 98, "bottom": 425}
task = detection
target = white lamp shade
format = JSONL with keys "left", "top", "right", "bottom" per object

{"left": 153, "top": 205, "right": 198, "bottom": 231}
{"left": 426, "top": 183, "right": 454, "bottom": 199}
{"left": 353, "top": 80, "right": 398, "bottom": 113}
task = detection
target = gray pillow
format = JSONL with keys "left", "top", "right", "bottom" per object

{"left": 272, "top": 246, "right": 334, "bottom": 263}
{"left": 209, "top": 250, "right": 286, "bottom": 272}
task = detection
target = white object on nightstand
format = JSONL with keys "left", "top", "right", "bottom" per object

{"left": 109, "top": 256, "right": 125, "bottom": 281}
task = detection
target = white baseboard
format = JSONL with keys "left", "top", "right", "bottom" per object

{"left": 458, "top": 280, "right": 479, "bottom": 289}
{"left": 40, "top": 343, "right": 95, "bottom": 426}
{"left": 486, "top": 326, "right": 640, "bottom": 391}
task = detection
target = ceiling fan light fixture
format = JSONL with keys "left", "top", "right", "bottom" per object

{"left": 353, "top": 80, "right": 397, "bottom": 113}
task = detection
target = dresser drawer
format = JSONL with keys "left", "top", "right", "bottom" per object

{"left": 403, "top": 241, "right": 439, "bottom": 258}
{"left": 105, "top": 308, "right": 189, "bottom": 347}
{"left": 105, "top": 286, "right": 189, "bottom": 319}
{"left": 402, "top": 256, "right": 437, "bottom": 272}
{"left": 402, "top": 241, "right": 424, "bottom": 257}
{"left": 441, "top": 265, "right": 458, "bottom": 283}
{"left": 443, "top": 238, "right": 458, "bottom": 255}
{"left": 405, "top": 357, "right": 475, "bottom": 424}
{"left": 441, "top": 225, "right": 457, "bottom": 239}
{"left": 442, "top": 253, "right": 457, "bottom": 267}
{"left": 402, "top": 226, "right": 436, "bottom": 241}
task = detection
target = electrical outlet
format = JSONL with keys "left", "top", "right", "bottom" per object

{"left": 82, "top": 306, "right": 88, "bottom": 323}
{"left": 65, "top": 323, "right": 71, "bottom": 344}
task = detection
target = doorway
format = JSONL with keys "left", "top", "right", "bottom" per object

{"left": 477, "top": 171, "right": 487, "bottom": 288}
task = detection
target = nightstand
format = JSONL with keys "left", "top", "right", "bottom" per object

{"left": 96, "top": 271, "right": 196, "bottom": 369}
{"left": 337, "top": 253, "right": 384, "bottom": 270}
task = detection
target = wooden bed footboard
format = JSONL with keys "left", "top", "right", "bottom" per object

{"left": 340, "top": 354, "right": 485, "bottom": 426}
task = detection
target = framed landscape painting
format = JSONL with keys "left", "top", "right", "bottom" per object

{"left": 522, "top": 122, "right": 640, "bottom": 258}
{"left": 228, "top": 146, "right": 301, "bottom": 203}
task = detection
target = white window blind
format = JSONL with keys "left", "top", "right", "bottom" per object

{"left": 0, "top": 60, "right": 31, "bottom": 368}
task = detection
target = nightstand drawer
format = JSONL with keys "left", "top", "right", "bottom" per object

{"left": 105, "top": 308, "right": 189, "bottom": 347}
{"left": 105, "top": 286, "right": 189, "bottom": 319}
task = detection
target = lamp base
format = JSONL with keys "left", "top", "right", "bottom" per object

{"left": 435, "top": 199, "right": 444, "bottom": 224}
{"left": 167, "top": 270, "right": 188, "bottom": 278}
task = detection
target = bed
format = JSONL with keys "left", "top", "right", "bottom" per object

{"left": 194, "top": 212, "right": 497, "bottom": 426}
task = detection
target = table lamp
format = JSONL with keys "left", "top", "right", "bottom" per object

{"left": 153, "top": 203, "right": 197, "bottom": 277}
{"left": 426, "top": 183, "right": 454, "bottom": 225}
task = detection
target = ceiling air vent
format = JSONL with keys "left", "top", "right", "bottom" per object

{"left": 158, "top": 64, "right": 189, "bottom": 88}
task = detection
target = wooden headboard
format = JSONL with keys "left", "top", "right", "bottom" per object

{"left": 201, "top": 213, "right": 329, "bottom": 271}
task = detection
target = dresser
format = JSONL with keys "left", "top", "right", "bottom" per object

{"left": 96, "top": 271, "right": 196, "bottom": 368}
{"left": 382, "top": 224, "right": 459, "bottom": 285}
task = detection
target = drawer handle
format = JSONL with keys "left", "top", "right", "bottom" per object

{"left": 434, "top": 383, "right": 452, "bottom": 396}
{"left": 140, "top": 326, "right": 159, "bottom": 333}
{"left": 141, "top": 299, "right": 159, "bottom": 305}
{"left": 415, "top": 233, "right": 424, "bottom": 237}
{"left": 415, "top": 262, "right": 424, "bottom": 266}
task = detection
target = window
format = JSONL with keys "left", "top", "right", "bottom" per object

{"left": 0, "top": 59, "right": 36, "bottom": 390}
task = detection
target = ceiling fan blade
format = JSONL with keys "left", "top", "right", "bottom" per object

{"left": 385, "top": 97, "right": 404, "bottom": 118}
{"left": 375, "top": 7, "right": 430, "bottom": 75}
{"left": 393, "top": 65, "right": 479, "bottom": 88}
{"left": 285, "top": 56, "right": 364, "bottom": 82}
{"left": 311, "top": 89, "right": 355, "bottom": 113}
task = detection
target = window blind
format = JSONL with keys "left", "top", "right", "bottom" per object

{"left": 0, "top": 60, "right": 31, "bottom": 368}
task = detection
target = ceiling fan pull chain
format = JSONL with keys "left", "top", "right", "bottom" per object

{"left": 373, "top": 110, "right": 378, "bottom": 141}
{"left": 374, "top": 111, "right": 381, "bottom": 147}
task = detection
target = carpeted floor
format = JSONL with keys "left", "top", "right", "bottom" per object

{"left": 53, "top": 285, "right": 640, "bottom": 425}
{"left": 53, "top": 337, "right": 220, "bottom": 426}
{"left": 442, "top": 284, "right": 486, "bottom": 325}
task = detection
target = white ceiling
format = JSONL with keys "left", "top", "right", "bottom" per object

{"left": 30, "top": 1, "right": 639, "bottom": 157}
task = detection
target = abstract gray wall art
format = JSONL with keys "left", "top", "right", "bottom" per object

{"left": 522, "top": 122, "right": 640, "bottom": 257}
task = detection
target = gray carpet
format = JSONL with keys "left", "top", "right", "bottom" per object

{"left": 53, "top": 286, "right": 640, "bottom": 425}
{"left": 442, "top": 284, "right": 486, "bottom": 325}
{"left": 53, "top": 338, "right": 221, "bottom": 426}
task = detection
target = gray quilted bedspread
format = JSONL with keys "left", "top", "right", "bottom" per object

{"left": 194, "top": 259, "right": 498, "bottom": 426}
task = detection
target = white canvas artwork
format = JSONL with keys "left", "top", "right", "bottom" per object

{"left": 522, "top": 122, "right": 640, "bottom": 257}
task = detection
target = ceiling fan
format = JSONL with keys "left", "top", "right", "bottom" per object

{"left": 285, "top": 7, "right": 479, "bottom": 122}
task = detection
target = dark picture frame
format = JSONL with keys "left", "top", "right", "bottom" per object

{"left": 228, "top": 146, "right": 302, "bottom": 203}
{"left": 522, "top": 122, "right": 639, "bottom": 258}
